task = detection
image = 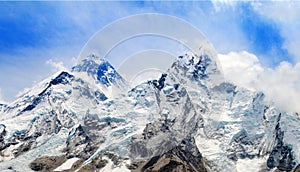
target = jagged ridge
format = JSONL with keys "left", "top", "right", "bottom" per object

{"left": 0, "top": 50, "right": 299, "bottom": 172}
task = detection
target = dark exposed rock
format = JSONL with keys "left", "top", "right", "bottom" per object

{"left": 192, "top": 55, "right": 210, "bottom": 80}
{"left": 13, "top": 142, "right": 31, "bottom": 157}
{"left": 94, "top": 90, "right": 107, "bottom": 101}
{"left": 130, "top": 76, "right": 204, "bottom": 162}
{"left": 267, "top": 114, "right": 297, "bottom": 171}
{"left": 171, "top": 54, "right": 211, "bottom": 82}
{"left": 1, "top": 52, "right": 299, "bottom": 172}
{"left": 1, "top": 110, "right": 63, "bottom": 158}
{"left": 67, "top": 125, "right": 91, "bottom": 146}
{"left": 127, "top": 162, "right": 139, "bottom": 170}
{"left": 75, "top": 152, "right": 123, "bottom": 172}
{"left": 130, "top": 119, "right": 178, "bottom": 159}
{"left": 30, "top": 163, "right": 44, "bottom": 171}
{"left": 29, "top": 110, "right": 62, "bottom": 135}
{"left": 72, "top": 58, "right": 99, "bottom": 76}
{"left": 132, "top": 137, "right": 208, "bottom": 172}
{"left": 95, "top": 159, "right": 109, "bottom": 168}
{"left": 152, "top": 73, "right": 167, "bottom": 90}
{"left": 0, "top": 124, "right": 6, "bottom": 150}
{"left": 29, "top": 155, "right": 66, "bottom": 171}
{"left": 20, "top": 72, "right": 74, "bottom": 115}
{"left": 65, "top": 125, "right": 97, "bottom": 159}
{"left": 97, "top": 61, "right": 124, "bottom": 87}
{"left": 20, "top": 96, "right": 42, "bottom": 114}
{"left": 227, "top": 129, "right": 256, "bottom": 161}
{"left": 50, "top": 71, "right": 74, "bottom": 86}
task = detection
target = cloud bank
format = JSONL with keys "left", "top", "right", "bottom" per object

{"left": 219, "top": 51, "right": 300, "bottom": 113}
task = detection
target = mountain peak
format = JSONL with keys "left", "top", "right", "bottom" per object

{"left": 85, "top": 53, "right": 106, "bottom": 64}
{"left": 72, "top": 54, "right": 128, "bottom": 89}
{"left": 71, "top": 54, "right": 105, "bottom": 74}
{"left": 168, "top": 49, "right": 223, "bottom": 91}
{"left": 1, "top": 46, "right": 300, "bottom": 172}
{"left": 176, "top": 52, "right": 212, "bottom": 80}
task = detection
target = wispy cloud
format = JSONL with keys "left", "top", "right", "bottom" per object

{"left": 237, "top": 3, "right": 291, "bottom": 65}
{"left": 251, "top": 1, "right": 300, "bottom": 62}
{"left": 0, "top": 1, "right": 299, "bottom": 104}
{"left": 0, "top": 2, "right": 141, "bottom": 101}
{"left": 46, "top": 59, "right": 66, "bottom": 72}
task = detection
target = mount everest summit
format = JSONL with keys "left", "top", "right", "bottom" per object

{"left": 0, "top": 44, "right": 300, "bottom": 172}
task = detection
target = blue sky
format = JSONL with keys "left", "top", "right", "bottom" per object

{"left": 0, "top": 1, "right": 300, "bottom": 103}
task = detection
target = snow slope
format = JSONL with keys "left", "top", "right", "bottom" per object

{"left": 0, "top": 46, "right": 299, "bottom": 172}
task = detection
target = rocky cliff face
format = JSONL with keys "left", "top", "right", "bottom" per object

{"left": 0, "top": 47, "right": 299, "bottom": 172}
{"left": 130, "top": 137, "right": 208, "bottom": 172}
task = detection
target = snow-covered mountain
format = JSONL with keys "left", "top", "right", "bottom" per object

{"left": 0, "top": 46, "right": 299, "bottom": 172}
{"left": 0, "top": 104, "right": 6, "bottom": 113}
{"left": 71, "top": 54, "right": 129, "bottom": 98}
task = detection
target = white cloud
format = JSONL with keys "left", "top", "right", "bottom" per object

{"left": 219, "top": 51, "right": 264, "bottom": 89}
{"left": 219, "top": 51, "right": 300, "bottom": 113}
{"left": 0, "top": 46, "right": 79, "bottom": 102}
{"left": 211, "top": 0, "right": 237, "bottom": 12}
{"left": 1, "top": 1, "right": 299, "bottom": 104}
{"left": 46, "top": 59, "right": 66, "bottom": 72}
{"left": 210, "top": 1, "right": 300, "bottom": 63}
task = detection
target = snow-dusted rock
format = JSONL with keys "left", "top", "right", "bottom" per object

{"left": 0, "top": 47, "right": 299, "bottom": 172}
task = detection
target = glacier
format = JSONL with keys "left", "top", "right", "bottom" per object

{"left": 0, "top": 44, "right": 299, "bottom": 172}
